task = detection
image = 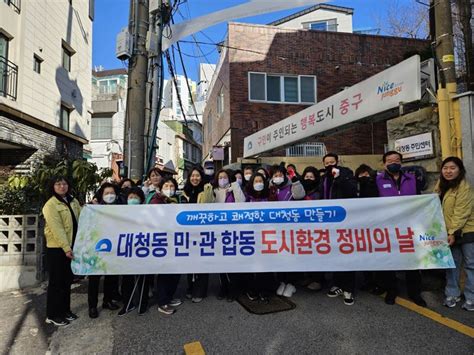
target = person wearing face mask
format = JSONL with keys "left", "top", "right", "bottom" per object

{"left": 435, "top": 157, "right": 474, "bottom": 311}
{"left": 149, "top": 177, "right": 186, "bottom": 315}
{"left": 244, "top": 173, "right": 277, "bottom": 302}
{"left": 301, "top": 166, "right": 321, "bottom": 201}
{"left": 353, "top": 164, "right": 384, "bottom": 296}
{"left": 256, "top": 167, "right": 270, "bottom": 182}
{"left": 320, "top": 153, "right": 358, "bottom": 306}
{"left": 232, "top": 169, "right": 244, "bottom": 189}
{"left": 207, "top": 169, "right": 246, "bottom": 301}
{"left": 118, "top": 188, "right": 148, "bottom": 317}
{"left": 298, "top": 166, "right": 324, "bottom": 292}
{"left": 268, "top": 165, "right": 305, "bottom": 298}
{"left": 375, "top": 151, "right": 426, "bottom": 307}
{"left": 203, "top": 160, "right": 215, "bottom": 184}
{"left": 43, "top": 176, "right": 81, "bottom": 326}
{"left": 243, "top": 166, "right": 254, "bottom": 188}
{"left": 87, "top": 183, "right": 121, "bottom": 319}
{"left": 118, "top": 178, "right": 136, "bottom": 204}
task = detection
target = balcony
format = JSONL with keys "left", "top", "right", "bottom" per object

{"left": 0, "top": 56, "right": 18, "bottom": 101}
{"left": 6, "top": 0, "right": 21, "bottom": 13}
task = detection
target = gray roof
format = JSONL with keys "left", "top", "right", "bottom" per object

{"left": 268, "top": 3, "right": 354, "bottom": 26}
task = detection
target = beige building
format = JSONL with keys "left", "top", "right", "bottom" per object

{"left": 0, "top": 0, "right": 94, "bottom": 175}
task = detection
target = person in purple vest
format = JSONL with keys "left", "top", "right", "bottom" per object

{"left": 375, "top": 150, "right": 426, "bottom": 307}
{"left": 212, "top": 169, "right": 246, "bottom": 301}
{"left": 269, "top": 164, "right": 306, "bottom": 298}
{"left": 320, "top": 153, "right": 358, "bottom": 306}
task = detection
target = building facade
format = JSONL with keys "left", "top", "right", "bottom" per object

{"left": 0, "top": 0, "right": 93, "bottom": 176}
{"left": 203, "top": 21, "right": 429, "bottom": 164}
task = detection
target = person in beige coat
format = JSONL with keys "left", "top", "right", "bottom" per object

{"left": 435, "top": 157, "right": 474, "bottom": 311}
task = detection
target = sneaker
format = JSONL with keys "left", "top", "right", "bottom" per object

{"left": 327, "top": 286, "right": 343, "bottom": 298}
{"left": 246, "top": 292, "right": 258, "bottom": 301}
{"left": 444, "top": 296, "right": 461, "bottom": 308}
{"left": 158, "top": 305, "right": 176, "bottom": 315}
{"left": 192, "top": 297, "right": 203, "bottom": 303}
{"left": 307, "top": 282, "right": 322, "bottom": 291}
{"left": 461, "top": 300, "right": 474, "bottom": 311}
{"left": 118, "top": 304, "right": 135, "bottom": 317}
{"left": 65, "top": 311, "right": 78, "bottom": 321}
{"left": 282, "top": 283, "right": 296, "bottom": 298}
{"left": 169, "top": 298, "right": 183, "bottom": 307}
{"left": 45, "top": 317, "right": 69, "bottom": 326}
{"left": 343, "top": 292, "right": 354, "bottom": 306}
{"left": 276, "top": 282, "right": 286, "bottom": 296}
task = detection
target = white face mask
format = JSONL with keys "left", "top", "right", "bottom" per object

{"left": 162, "top": 189, "right": 175, "bottom": 198}
{"left": 204, "top": 169, "right": 214, "bottom": 176}
{"left": 273, "top": 177, "right": 284, "bottom": 185}
{"left": 103, "top": 194, "right": 116, "bottom": 204}
{"left": 218, "top": 178, "right": 229, "bottom": 188}
{"left": 254, "top": 183, "right": 264, "bottom": 191}
{"left": 244, "top": 174, "right": 252, "bottom": 181}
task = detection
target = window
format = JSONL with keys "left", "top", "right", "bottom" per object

{"left": 33, "top": 54, "right": 43, "bottom": 74}
{"left": 60, "top": 105, "right": 70, "bottom": 131}
{"left": 98, "top": 79, "right": 118, "bottom": 94}
{"left": 307, "top": 19, "right": 337, "bottom": 32}
{"left": 91, "top": 117, "right": 112, "bottom": 139}
{"left": 248, "top": 72, "right": 316, "bottom": 104}
{"left": 249, "top": 73, "right": 265, "bottom": 101}
{"left": 0, "top": 34, "right": 9, "bottom": 95}
{"left": 61, "top": 41, "right": 75, "bottom": 72}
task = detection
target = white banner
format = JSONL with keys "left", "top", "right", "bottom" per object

{"left": 243, "top": 55, "right": 421, "bottom": 157}
{"left": 162, "top": 0, "right": 325, "bottom": 50}
{"left": 71, "top": 194, "right": 454, "bottom": 275}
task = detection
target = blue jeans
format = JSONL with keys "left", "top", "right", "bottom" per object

{"left": 445, "top": 242, "right": 474, "bottom": 301}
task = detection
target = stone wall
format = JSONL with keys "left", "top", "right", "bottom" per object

{"left": 386, "top": 107, "right": 441, "bottom": 191}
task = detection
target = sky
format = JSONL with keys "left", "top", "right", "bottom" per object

{"left": 92, "top": 0, "right": 422, "bottom": 81}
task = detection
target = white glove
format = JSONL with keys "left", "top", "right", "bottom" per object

{"left": 332, "top": 168, "right": 340, "bottom": 178}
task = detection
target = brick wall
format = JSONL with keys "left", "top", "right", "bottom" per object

{"left": 0, "top": 115, "right": 83, "bottom": 176}
{"left": 205, "top": 22, "right": 430, "bottom": 162}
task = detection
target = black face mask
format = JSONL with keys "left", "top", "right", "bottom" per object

{"left": 358, "top": 176, "right": 371, "bottom": 185}
{"left": 387, "top": 163, "right": 402, "bottom": 174}
{"left": 302, "top": 179, "right": 318, "bottom": 191}
{"left": 325, "top": 164, "right": 336, "bottom": 172}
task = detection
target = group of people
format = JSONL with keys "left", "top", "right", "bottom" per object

{"left": 42, "top": 151, "right": 474, "bottom": 326}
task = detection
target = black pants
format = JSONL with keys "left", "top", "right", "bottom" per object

{"left": 381, "top": 270, "right": 422, "bottom": 297}
{"left": 187, "top": 274, "right": 209, "bottom": 298}
{"left": 122, "top": 274, "right": 153, "bottom": 308}
{"left": 88, "top": 275, "right": 118, "bottom": 308}
{"left": 277, "top": 272, "right": 298, "bottom": 284}
{"left": 157, "top": 274, "right": 181, "bottom": 306}
{"left": 46, "top": 248, "right": 73, "bottom": 318}
{"left": 246, "top": 273, "right": 275, "bottom": 296}
{"left": 333, "top": 271, "right": 355, "bottom": 293}
{"left": 219, "top": 273, "right": 241, "bottom": 298}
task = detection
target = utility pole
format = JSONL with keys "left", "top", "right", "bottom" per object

{"left": 123, "top": 0, "right": 149, "bottom": 181}
{"left": 145, "top": 0, "right": 171, "bottom": 175}
{"left": 433, "top": 0, "right": 462, "bottom": 159}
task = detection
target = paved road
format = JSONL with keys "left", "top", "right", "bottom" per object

{"left": 1, "top": 274, "right": 473, "bottom": 354}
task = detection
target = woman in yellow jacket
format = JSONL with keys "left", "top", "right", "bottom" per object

{"left": 435, "top": 157, "right": 474, "bottom": 311}
{"left": 42, "top": 176, "right": 81, "bottom": 326}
